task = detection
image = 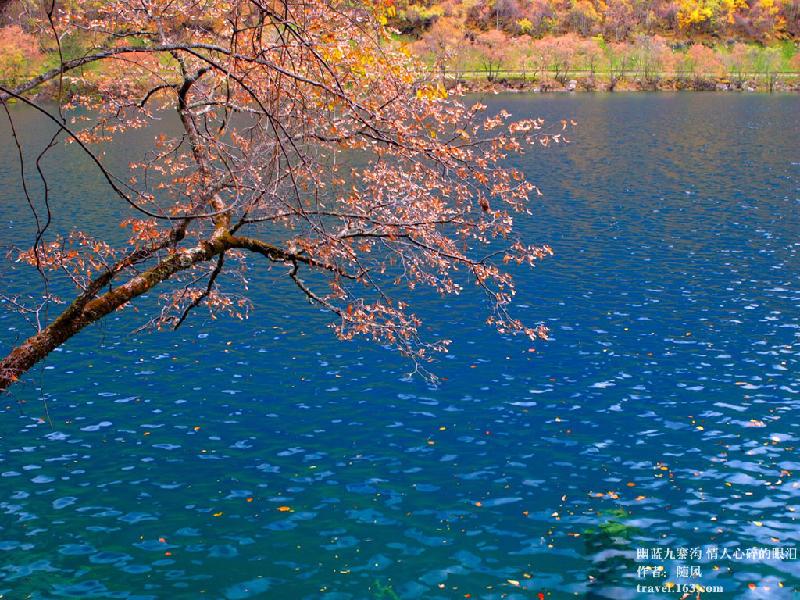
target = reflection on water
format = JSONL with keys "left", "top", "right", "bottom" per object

{"left": 0, "top": 94, "right": 799, "bottom": 599}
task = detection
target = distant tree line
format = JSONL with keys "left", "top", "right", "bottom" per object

{"left": 413, "top": 27, "right": 798, "bottom": 86}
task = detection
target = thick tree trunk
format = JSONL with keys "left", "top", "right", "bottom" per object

{"left": 0, "top": 238, "right": 227, "bottom": 392}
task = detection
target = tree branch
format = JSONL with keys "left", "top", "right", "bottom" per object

{"left": 0, "top": 234, "right": 226, "bottom": 392}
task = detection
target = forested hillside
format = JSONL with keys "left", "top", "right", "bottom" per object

{"left": 389, "top": 0, "right": 799, "bottom": 89}
{"left": 0, "top": 0, "right": 798, "bottom": 91}
{"left": 390, "top": 0, "right": 799, "bottom": 41}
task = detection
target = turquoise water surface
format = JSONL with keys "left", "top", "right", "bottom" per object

{"left": 1, "top": 94, "right": 799, "bottom": 599}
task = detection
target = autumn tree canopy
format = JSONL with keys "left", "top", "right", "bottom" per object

{"left": 398, "top": 0, "right": 798, "bottom": 42}
{"left": 0, "top": 0, "right": 556, "bottom": 391}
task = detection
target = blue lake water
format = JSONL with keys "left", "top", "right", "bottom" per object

{"left": 0, "top": 94, "right": 799, "bottom": 599}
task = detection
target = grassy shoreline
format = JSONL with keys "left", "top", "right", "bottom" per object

{"left": 431, "top": 70, "right": 800, "bottom": 93}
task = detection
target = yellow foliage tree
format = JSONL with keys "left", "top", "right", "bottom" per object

{"left": 677, "top": 0, "right": 747, "bottom": 31}
{"left": 0, "top": 25, "right": 42, "bottom": 85}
